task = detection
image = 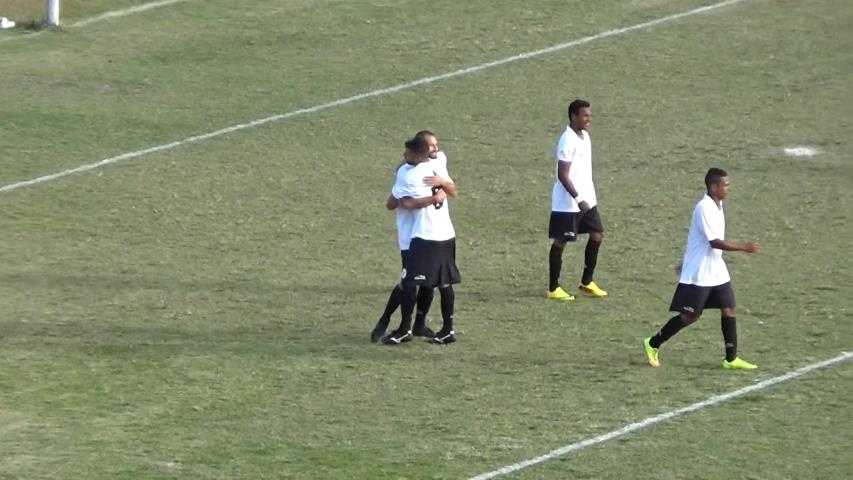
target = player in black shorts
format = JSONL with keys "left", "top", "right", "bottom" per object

{"left": 383, "top": 134, "right": 460, "bottom": 345}
{"left": 371, "top": 131, "right": 457, "bottom": 342}
{"left": 643, "top": 168, "right": 761, "bottom": 369}
{"left": 548, "top": 99, "right": 608, "bottom": 300}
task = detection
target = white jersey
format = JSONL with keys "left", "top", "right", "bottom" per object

{"left": 391, "top": 155, "right": 455, "bottom": 242}
{"left": 390, "top": 152, "right": 451, "bottom": 250}
{"left": 392, "top": 163, "right": 417, "bottom": 250}
{"left": 679, "top": 194, "right": 731, "bottom": 287}
{"left": 552, "top": 126, "right": 597, "bottom": 212}
{"left": 430, "top": 151, "right": 449, "bottom": 179}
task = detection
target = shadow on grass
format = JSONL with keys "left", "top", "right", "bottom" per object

{"left": 0, "top": 271, "right": 402, "bottom": 359}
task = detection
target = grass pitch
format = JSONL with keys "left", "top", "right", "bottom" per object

{"left": 1, "top": 0, "right": 852, "bottom": 478}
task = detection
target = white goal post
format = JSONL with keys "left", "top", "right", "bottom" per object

{"left": 47, "top": 0, "right": 60, "bottom": 27}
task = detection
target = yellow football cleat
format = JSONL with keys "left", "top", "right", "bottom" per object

{"left": 579, "top": 281, "right": 608, "bottom": 298}
{"left": 643, "top": 337, "right": 660, "bottom": 367}
{"left": 547, "top": 287, "right": 575, "bottom": 301}
{"left": 723, "top": 357, "right": 758, "bottom": 370}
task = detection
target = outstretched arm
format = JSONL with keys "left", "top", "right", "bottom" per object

{"left": 709, "top": 239, "right": 761, "bottom": 253}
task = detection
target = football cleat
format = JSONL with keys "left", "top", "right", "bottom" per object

{"left": 547, "top": 287, "right": 576, "bottom": 301}
{"left": 643, "top": 337, "right": 660, "bottom": 367}
{"left": 382, "top": 329, "right": 413, "bottom": 345}
{"left": 431, "top": 330, "right": 456, "bottom": 345}
{"left": 723, "top": 357, "right": 758, "bottom": 370}
{"left": 579, "top": 281, "right": 608, "bottom": 298}
{"left": 371, "top": 318, "right": 390, "bottom": 343}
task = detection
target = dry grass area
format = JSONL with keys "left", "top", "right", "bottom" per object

{"left": 1, "top": 0, "right": 152, "bottom": 28}
{"left": 1, "top": 0, "right": 45, "bottom": 26}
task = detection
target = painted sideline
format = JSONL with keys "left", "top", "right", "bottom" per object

{"left": 0, "top": 0, "right": 752, "bottom": 193}
{"left": 72, "top": 0, "right": 189, "bottom": 28}
{"left": 469, "top": 350, "right": 853, "bottom": 480}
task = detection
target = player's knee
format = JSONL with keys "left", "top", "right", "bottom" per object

{"left": 680, "top": 312, "right": 699, "bottom": 325}
{"left": 552, "top": 239, "right": 566, "bottom": 250}
{"left": 591, "top": 231, "right": 603, "bottom": 242}
{"left": 721, "top": 307, "right": 736, "bottom": 318}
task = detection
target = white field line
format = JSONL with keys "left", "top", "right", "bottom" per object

{"left": 0, "top": 29, "right": 45, "bottom": 43}
{"left": 0, "top": 0, "right": 751, "bottom": 193}
{"left": 71, "top": 0, "right": 189, "bottom": 28}
{"left": 469, "top": 350, "right": 853, "bottom": 480}
{"left": 783, "top": 146, "right": 822, "bottom": 157}
{"left": 0, "top": 0, "right": 189, "bottom": 44}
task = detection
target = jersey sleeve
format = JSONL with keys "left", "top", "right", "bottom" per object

{"left": 392, "top": 170, "right": 432, "bottom": 199}
{"left": 391, "top": 167, "right": 406, "bottom": 199}
{"left": 557, "top": 138, "right": 573, "bottom": 163}
{"left": 431, "top": 152, "right": 454, "bottom": 183}
{"left": 391, "top": 180, "right": 417, "bottom": 199}
{"left": 698, "top": 204, "right": 723, "bottom": 242}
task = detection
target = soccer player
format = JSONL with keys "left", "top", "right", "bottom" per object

{"left": 383, "top": 135, "right": 460, "bottom": 345}
{"left": 370, "top": 132, "right": 457, "bottom": 343}
{"left": 548, "top": 99, "right": 608, "bottom": 301}
{"left": 643, "top": 168, "right": 761, "bottom": 369}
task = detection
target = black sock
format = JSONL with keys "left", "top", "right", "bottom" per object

{"left": 378, "top": 285, "right": 402, "bottom": 326}
{"left": 649, "top": 315, "right": 687, "bottom": 349}
{"left": 581, "top": 239, "right": 601, "bottom": 285}
{"left": 549, "top": 244, "right": 564, "bottom": 291}
{"left": 439, "top": 285, "right": 455, "bottom": 332}
{"left": 413, "top": 287, "right": 435, "bottom": 330}
{"left": 398, "top": 285, "right": 417, "bottom": 332}
{"left": 721, "top": 316, "right": 737, "bottom": 361}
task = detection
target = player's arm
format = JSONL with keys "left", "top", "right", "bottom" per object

{"left": 398, "top": 189, "right": 446, "bottom": 209}
{"left": 424, "top": 157, "right": 458, "bottom": 198}
{"left": 444, "top": 183, "right": 459, "bottom": 198}
{"left": 709, "top": 239, "right": 761, "bottom": 253}
{"left": 388, "top": 166, "right": 412, "bottom": 210}
{"left": 557, "top": 161, "right": 578, "bottom": 197}
{"left": 423, "top": 175, "right": 458, "bottom": 198}
{"left": 386, "top": 194, "right": 399, "bottom": 210}
{"left": 557, "top": 161, "right": 590, "bottom": 213}
{"left": 699, "top": 208, "right": 760, "bottom": 253}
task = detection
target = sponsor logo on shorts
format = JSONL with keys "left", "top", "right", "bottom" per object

{"left": 683, "top": 306, "right": 695, "bottom": 313}
{"left": 400, "top": 268, "right": 407, "bottom": 279}
{"left": 414, "top": 275, "right": 426, "bottom": 281}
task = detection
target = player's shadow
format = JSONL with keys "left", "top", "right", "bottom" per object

{"left": 0, "top": 272, "right": 388, "bottom": 360}
{"left": 0, "top": 272, "right": 384, "bottom": 297}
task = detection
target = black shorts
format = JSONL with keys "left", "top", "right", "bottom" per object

{"left": 669, "top": 282, "right": 736, "bottom": 317}
{"left": 402, "top": 238, "right": 461, "bottom": 288}
{"left": 549, "top": 207, "right": 604, "bottom": 241}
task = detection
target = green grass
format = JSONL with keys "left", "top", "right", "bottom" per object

{"left": 513, "top": 366, "right": 853, "bottom": 479}
{"left": 1, "top": 0, "right": 852, "bottom": 478}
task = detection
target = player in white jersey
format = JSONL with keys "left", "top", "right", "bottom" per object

{"left": 643, "top": 168, "right": 761, "bottom": 370}
{"left": 383, "top": 134, "right": 460, "bottom": 345}
{"left": 370, "top": 131, "right": 456, "bottom": 342}
{"left": 548, "top": 99, "right": 608, "bottom": 301}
